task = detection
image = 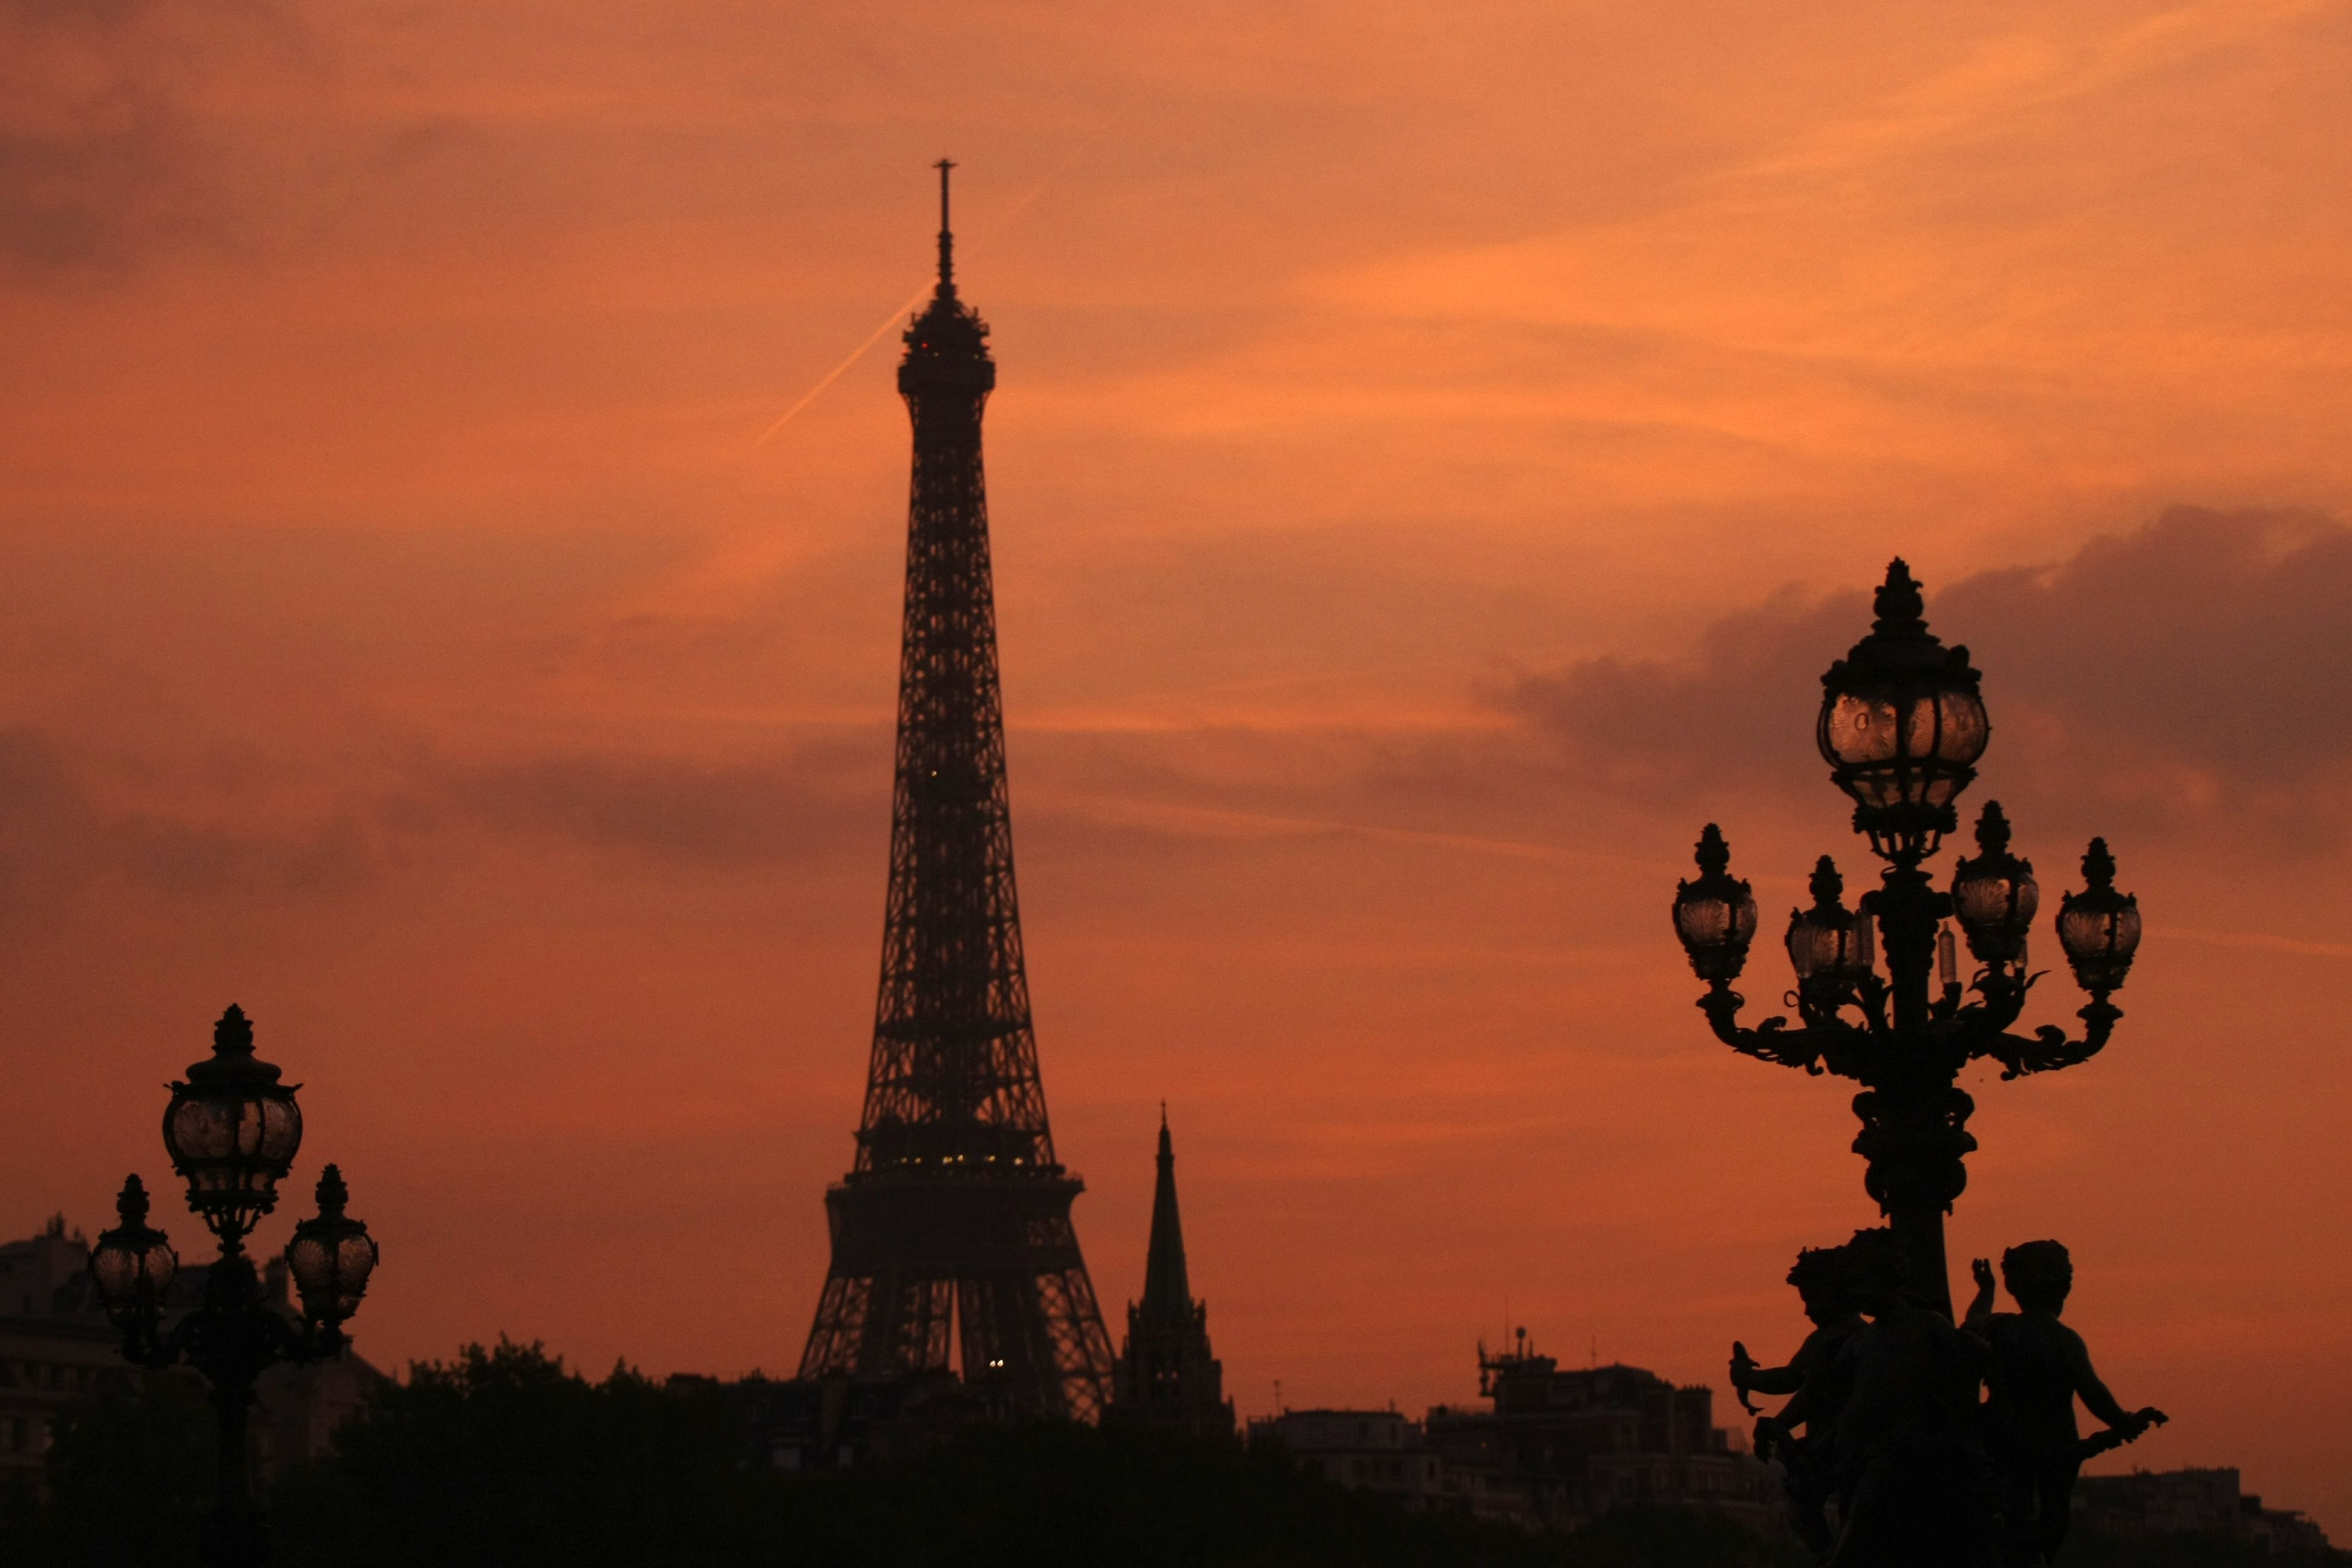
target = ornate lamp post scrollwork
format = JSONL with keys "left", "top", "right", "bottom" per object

{"left": 87, "top": 1006, "right": 379, "bottom": 1568}
{"left": 1673, "top": 561, "right": 2141, "bottom": 1316}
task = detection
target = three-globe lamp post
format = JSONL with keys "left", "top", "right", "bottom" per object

{"left": 87, "top": 1005, "right": 379, "bottom": 1568}
{"left": 1671, "top": 561, "right": 2141, "bottom": 1315}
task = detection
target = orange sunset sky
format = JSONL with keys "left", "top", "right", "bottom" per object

{"left": 8, "top": 0, "right": 2352, "bottom": 1536}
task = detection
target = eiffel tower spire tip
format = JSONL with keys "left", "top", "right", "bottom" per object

{"left": 934, "top": 157, "right": 956, "bottom": 292}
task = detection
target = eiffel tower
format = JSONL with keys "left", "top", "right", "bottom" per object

{"left": 797, "top": 162, "right": 1117, "bottom": 1421}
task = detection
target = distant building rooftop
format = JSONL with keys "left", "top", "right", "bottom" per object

{"left": 2074, "top": 1466, "right": 2333, "bottom": 1555}
{"left": 1251, "top": 1333, "right": 1780, "bottom": 1536}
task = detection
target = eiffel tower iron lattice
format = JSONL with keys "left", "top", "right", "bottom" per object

{"left": 798, "top": 162, "right": 1117, "bottom": 1421}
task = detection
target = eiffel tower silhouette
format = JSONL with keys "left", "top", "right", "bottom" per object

{"left": 797, "top": 162, "right": 1116, "bottom": 1420}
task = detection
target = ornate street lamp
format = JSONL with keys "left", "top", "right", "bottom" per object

{"left": 285, "top": 1164, "right": 380, "bottom": 1325}
{"left": 88, "top": 1006, "right": 379, "bottom": 1568}
{"left": 1950, "top": 800, "right": 2037, "bottom": 967}
{"left": 1673, "top": 823, "right": 1759, "bottom": 983}
{"left": 161, "top": 1005, "right": 302, "bottom": 1249}
{"left": 1673, "top": 560, "right": 2138, "bottom": 1315}
{"left": 2057, "top": 837, "right": 2141, "bottom": 998}
{"left": 1815, "top": 562, "right": 1988, "bottom": 867}
{"left": 1784, "top": 856, "right": 1876, "bottom": 1013}
{"left": 87, "top": 1174, "right": 177, "bottom": 1326}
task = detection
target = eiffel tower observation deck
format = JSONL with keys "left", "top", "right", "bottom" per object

{"left": 797, "top": 163, "right": 1117, "bottom": 1422}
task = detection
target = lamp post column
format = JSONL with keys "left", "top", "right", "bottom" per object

{"left": 191, "top": 1256, "right": 272, "bottom": 1568}
{"left": 1851, "top": 1082, "right": 1974, "bottom": 1321}
{"left": 1854, "top": 864, "right": 1974, "bottom": 1319}
{"left": 202, "top": 1374, "right": 264, "bottom": 1568}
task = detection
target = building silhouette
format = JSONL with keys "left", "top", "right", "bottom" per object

{"left": 1424, "top": 1342, "right": 1779, "bottom": 1532}
{"left": 1109, "top": 1111, "right": 1233, "bottom": 1437}
{"left": 797, "top": 163, "right": 1117, "bottom": 1422}
{"left": 1253, "top": 1335, "right": 1778, "bottom": 1534}
{"left": 1252, "top": 1408, "right": 1442, "bottom": 1506}
{"left": 2072, "top": 1468, "right": 2333, "bottom": 1554}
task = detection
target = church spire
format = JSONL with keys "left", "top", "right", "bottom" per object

{"left": 1110, "top": 1106, "right": 1232, "bottom": 1437}
{"left": 1139, "top": 1105, "right": 1193, "bottom": 1321}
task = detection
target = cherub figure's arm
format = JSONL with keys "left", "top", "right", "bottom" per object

{"left": 1743, "top": 1327, "right": 1825, "bottom": 1398}
{"left": 1775, "top": 1378, "right": 1821, "bottom": 1436}
{"left": 1778, "top": 1329, "right": 1866, "bottom": 1440}
{"left": 1731, "top": 1338, "right": 1808, "bottom": 1399}
{"left": 1963, "top": 1258, "right": 1998, "bottom": 1331}
{"left": 2066, "top": 1328, "right": 2163, "bottom": 1432}
{"left": 1742, "top": 1361, "right": 1808, "bottom": 1397}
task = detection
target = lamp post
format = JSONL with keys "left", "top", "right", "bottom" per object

{"left": 1671, "top": 561, "right": 2140, "bottom": 1315}
{"left": 87, "top": 1005, "right": 379, "bottom": 1568}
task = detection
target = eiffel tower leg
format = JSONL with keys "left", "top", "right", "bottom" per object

{"left": 799, "top": 1273, "right": 871, "bottom": 1377}
{"left": 802, "top": 1267, "right": 959, "bottom": 1378}
{"left": 881, "top": 1275, "right": 954, "bottom": 1371}
{"left": 1035, "top": 1266, "right": 1116, "bottom": 1422}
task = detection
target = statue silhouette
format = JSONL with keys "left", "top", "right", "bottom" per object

{"left": 1962, "top": 1243, "right": 2167, "bottom": 1567}
{"left": 1827, "top": 1229, "right": 1997, "bottom": 1568}
{"left": 1731, "top": 1244, "right": 1866, "bottom": 1558}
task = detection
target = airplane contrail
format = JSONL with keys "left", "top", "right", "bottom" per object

{"left": 754, "top": 165, "right": 1070, "bottom": 448}
{"left": 983, "top": 168, "right": 1060, "bottom": 233}
{"left": 754, "top": 281, "right": 933, "bottom": 447}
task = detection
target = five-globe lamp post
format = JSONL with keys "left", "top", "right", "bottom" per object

{"left": 1671, "top": 561, "right": 2141, "bottom": 1316}
{"left": 87, "top": 1005, "right": 379, "bottom": 1568}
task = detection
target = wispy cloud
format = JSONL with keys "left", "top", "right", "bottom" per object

{"left": 1740, "top": 0, "right": 2342, "bottom": 180}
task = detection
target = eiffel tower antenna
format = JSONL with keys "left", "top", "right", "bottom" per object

{"left": 797, "top": 162, "right": 1116, "bottom": 1420}
{"left": 934, "top": 157, "right": 956, "bottom": 291}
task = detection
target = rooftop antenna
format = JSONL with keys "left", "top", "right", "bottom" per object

{"left": 934, "top": 157, "right": 956, "bottom": 293}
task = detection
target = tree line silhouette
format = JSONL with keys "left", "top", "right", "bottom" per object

{"left": 1, "top": 1340, "right": 2336, "bottom": 1567}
